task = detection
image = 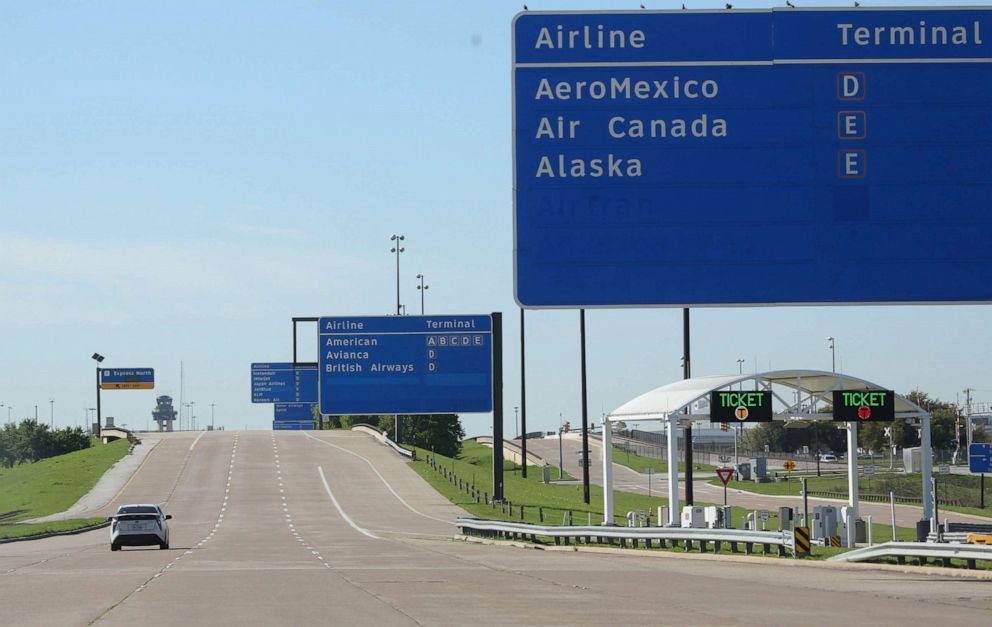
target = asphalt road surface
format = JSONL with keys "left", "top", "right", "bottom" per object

{"left": 2, "top": 430, "right": 990, "bottom": 626}
{"left": 523, "top": 435, "right": 992, "bottom": 528}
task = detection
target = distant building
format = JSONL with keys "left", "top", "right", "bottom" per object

{"left": 152, "top": 396, "right": 177, "bottom": 432}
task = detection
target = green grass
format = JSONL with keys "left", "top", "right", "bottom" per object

{"left": 0, "top": 439, "right": 130, "bottom": 529}
{"left": 610, "top": 446, "right": 716, "bottom": 475}
{"left": 0, "top": 517, "right": 107, "bottom": 541}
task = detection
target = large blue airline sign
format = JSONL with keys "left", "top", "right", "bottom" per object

{"left": 251, "top": 363, "right": 318, "bottom": 403}
{"left": 513, "top": 8, "right": 992, "bottom": 307}
{"left": 318, "top": 315, "right": 493, "bottom": 415}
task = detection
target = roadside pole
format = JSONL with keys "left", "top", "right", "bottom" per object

{"left": 491, "top": 312, "right": 504, "bottom": 502}
{"left": 801, "top": 477, "right": 809, "bottom": 528}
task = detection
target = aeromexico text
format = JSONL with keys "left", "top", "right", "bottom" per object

{"left": 531, "top": 76, "right": 726, "bottom": 179}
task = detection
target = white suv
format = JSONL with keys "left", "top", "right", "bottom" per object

{"left": 109, "top": 504, "right": 171, "bottom": 551}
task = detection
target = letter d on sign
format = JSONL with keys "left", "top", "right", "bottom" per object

{"left": 837, "top": 72, "right": 866, "bottom": 100}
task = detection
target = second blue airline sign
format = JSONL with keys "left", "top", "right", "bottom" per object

{"left": 318, "top": 315, "right": 494, "bottom": 415}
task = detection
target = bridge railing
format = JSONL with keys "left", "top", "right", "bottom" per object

{"left": 456, "top": 517, "right": 791, "bottom": 555}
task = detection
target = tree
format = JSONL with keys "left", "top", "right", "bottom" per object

{"left": 400, "top": 414, "right": 464, "bottom": 457}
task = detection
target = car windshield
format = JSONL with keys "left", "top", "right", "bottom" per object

{"left": 118, "top": 506, "right": 159, "bottom": 515}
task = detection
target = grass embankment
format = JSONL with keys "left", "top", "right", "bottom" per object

{"left": 409, "top": 441, "right": 921, "bottom": 559}
{"left": 611, "top": 446, "right": 716, "bottom": 475}
{"left": 0, "top": 439, "right": 130, "bottom": 540}
{"left": 711, "top": 471, "right": 992, "bottom": 519}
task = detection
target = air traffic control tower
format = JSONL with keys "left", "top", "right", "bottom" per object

{"left": 152, "top": 395, "right": 177, "bottom": 432}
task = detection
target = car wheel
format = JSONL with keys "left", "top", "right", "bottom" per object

{"left": 111, "top": 542, "right": 120, "bottom": 551}
{"left": 159, "top": 541, "right": 169, "bottom": 550}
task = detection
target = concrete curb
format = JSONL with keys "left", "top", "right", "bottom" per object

{"left": 0, "top": 520, "right": 110, "bottom": 545}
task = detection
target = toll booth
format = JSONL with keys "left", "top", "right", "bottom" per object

{"left": 778, "top": 506, "right": 794, "bottom": 532}
{"left": 840, "top": 507, "right": 867, "bottom": 547}
{"left": 681, "top": 506, "right": 706, "bottom": 528}
{"left": 751, "top": 457, "right": 768, "bottom": 482}
{"left": 704, "top": 505, "right": 732, "bottom": 529}
{"left": 811, "top": 506, "right": 839, "bottom": 543}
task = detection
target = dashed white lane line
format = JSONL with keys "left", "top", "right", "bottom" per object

{"left": 304, "top": 432, "right": 453, "bottom": 526}
{"left": 130, "top": 434, "right": 239, "bottom": 596}
{"left": 317, "top": 466, "right": 381, "bottom": 540}
{"left": 271, "top": 437, "right": 336, "bottom": 570}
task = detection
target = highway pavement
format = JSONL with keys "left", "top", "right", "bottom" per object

{"left": 2, "top": 430, "right": 990, "bottom": 625}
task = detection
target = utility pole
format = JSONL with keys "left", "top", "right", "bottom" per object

{"left": 964, "top": 388, "right": 974, "bottom": 458}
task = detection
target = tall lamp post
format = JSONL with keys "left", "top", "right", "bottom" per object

{"left": 50, "top": 400, "right": 54, "bottom": 429}
{"left": 190, "top": 401, "right": 196, "bottom": 431}
{"left": 827, "top": 336, "right": 836, "bottom": 373}
{"left": 390, "top": 235, "right": 405, "bottom": 315}
{"left": 416, "top": 273, "right": 429, "bottom": 315}
{"left": 514, "top": 406, "right": 519, "bottom": 439}
{"left": 92, "top": 353, "right": 105, "bottom": 437}
{"left": 211, "top": 403, "right": 216, "bottom": 430}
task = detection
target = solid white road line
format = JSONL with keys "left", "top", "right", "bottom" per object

{"left": 189, "top": 431, "right": 206, "bottom": 452}
{"left": 318, "top": 466, "right": 380, "bottom": 540}
{"left": 305, "top": 432, "right": 453, "bottom": 526}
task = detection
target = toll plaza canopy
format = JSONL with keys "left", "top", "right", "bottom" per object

{"left": 606, "top": 370, "right": 927, "bottom": 422}
{"left": 599, "top": 370, "right": 934, "bottom": 531}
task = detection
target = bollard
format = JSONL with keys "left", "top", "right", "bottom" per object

{"left": 539, "top": 507, "right": 544, "bottom": 522}
{"left": 520, "top": 505, "right": 525, "bottom": 520}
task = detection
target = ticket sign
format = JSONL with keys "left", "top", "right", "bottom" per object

{"left": 318, "top": 315, "right": 493, "bottom": 415}
{"left": 710, "top": 391, "right": 772, "bottom": 423}
{"left": 100, "top": 368, "right": 155, "bottom": 390}
{"left": 832, "top": 390, "right": 894, "bottom": 422}
{"left": 513, "top": 8, "right": 992, "bottom": 307}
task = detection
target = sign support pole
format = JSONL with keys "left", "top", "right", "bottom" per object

{"left": 602, "top": 417, "right": 614, "bottom": 524}
{"left": 683, "top": 308, "right": 693, "bottom": 505}
{"left": 580, "top": 309, "right": 590, "bottom": 505}
{"left": 667, "top": 413, "right": 679, "bottom": 527}
{"left": 492, "top": 312, "right": 504, "bottom": 502}
{"left": 520, "top": 307, "right": 527, "bottom": 479}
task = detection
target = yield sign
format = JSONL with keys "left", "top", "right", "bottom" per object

{"left": 716, "top": 468, "right": 735, "bottom": 486}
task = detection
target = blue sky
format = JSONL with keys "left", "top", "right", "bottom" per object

{"left": 2, "top": 0, "right": 991, "bottom": 435}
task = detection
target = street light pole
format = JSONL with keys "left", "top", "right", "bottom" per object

{"left": 416, "top": 273, "right": 429, "bottom": 315}
{"left": 50, "top": 400, "right": 54, "bottom": 429}
{"left": 92, "top": 353, "right": 105, "bottom": 437}
{"left": 514, "top": 406, "right": 519, "bottom": 439}
{"left": 390, "top": 235, "right": 405, "bottom": 315}
{"left": 827, "top": 336, "right": 835, "bottom": 374}
{"left": 735, "top": 359, "right": 744, "bottom": 467}
{"left": 211, "top": 403, "right": 215, "bottom": 430}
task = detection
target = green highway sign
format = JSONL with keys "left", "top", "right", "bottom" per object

{"left": 710, "top": 391, "right": 773, "bottom": 423}
{"left": 832, "top": 390, "right": 895, "bottom": 422}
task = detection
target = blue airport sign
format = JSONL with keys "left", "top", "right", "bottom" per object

{"left": 272, "top": 421, "right": 314, "bottom": 431}
{"left": 970, "top": 443, "right": 992, "bottom": 474}
{"left": 318, "top": 315, "right": 493, "bottom": 415}
{"left": 251, "top": 363, "right": 318, "bottom": 403}
{"left": 513, "top": 8, "right": 992, "bottom": 307}
{"left": 100, "top": 368, "right": 155, "bottom": 390}
{"left": 274, "top": 403, "right": 315, "bottom": 421}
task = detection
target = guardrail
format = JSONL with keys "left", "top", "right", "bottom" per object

{"left": 828, "top": 541, "right": 992, "bottom": 570}
{"left": 351, "top": 424, "right": 414, "bottom": 459}
{"left": 456, "top": 518, "right": 791, "bottom": 556}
